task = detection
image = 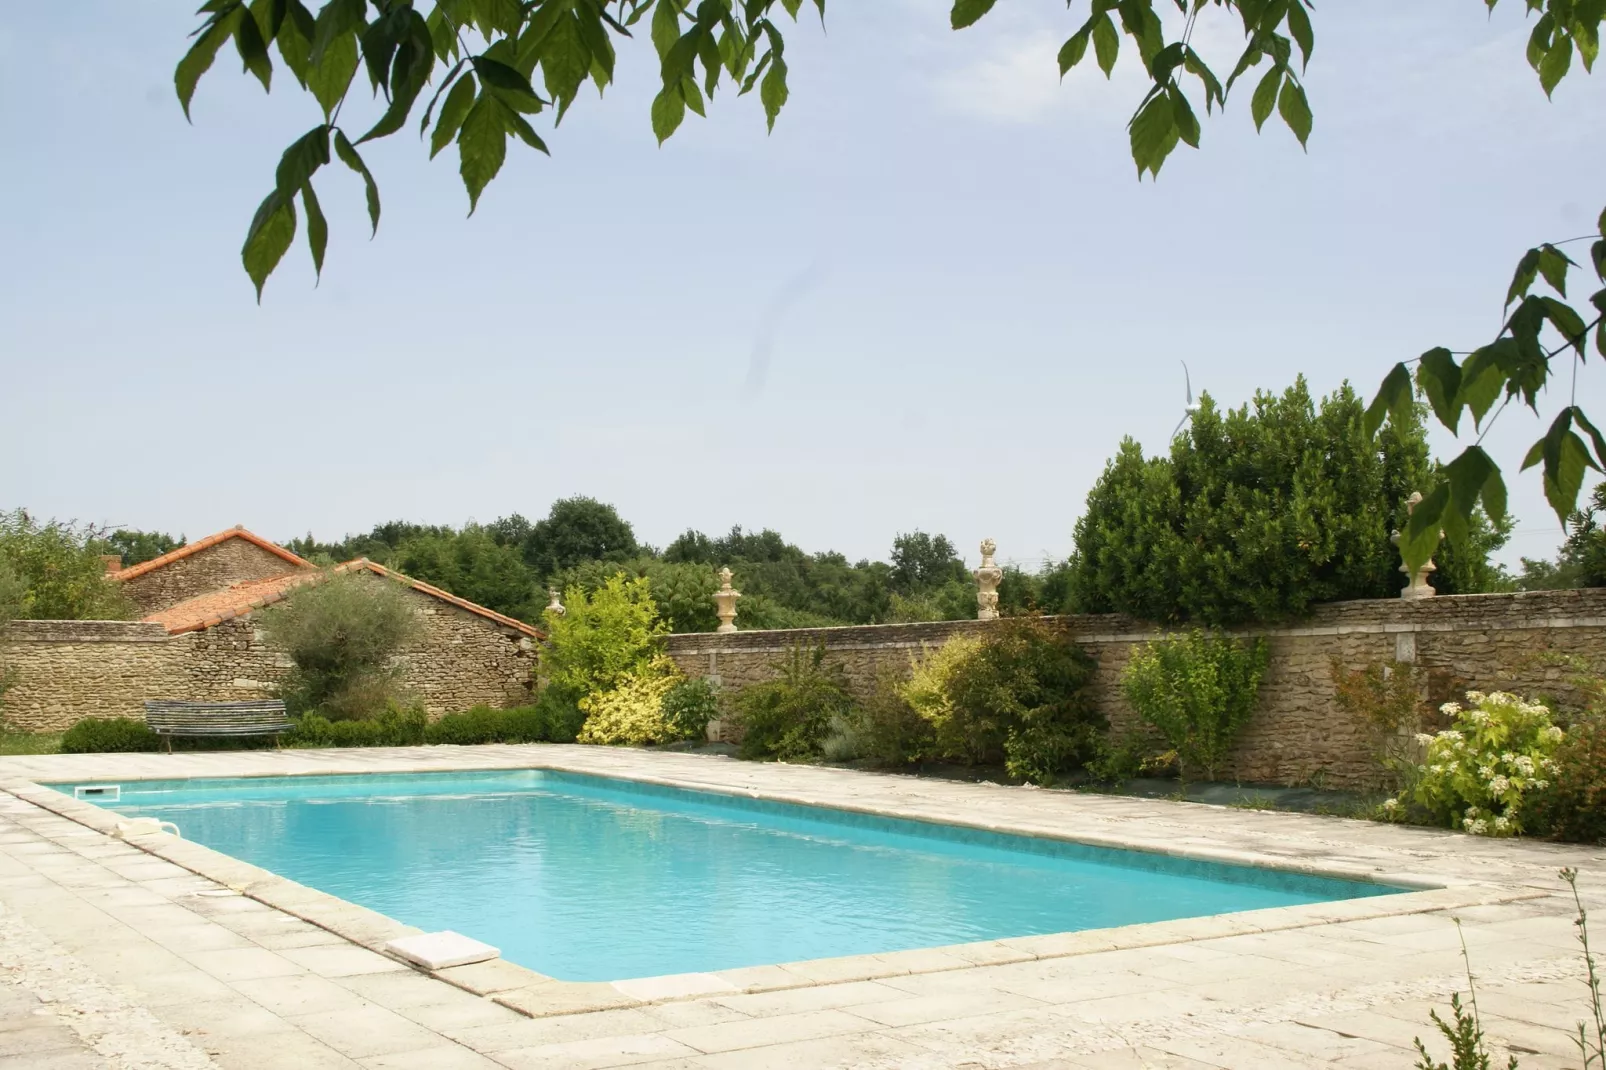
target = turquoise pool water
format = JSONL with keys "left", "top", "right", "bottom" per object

{"left": 54, "top": 770, "right": 1400, "bottom": 981}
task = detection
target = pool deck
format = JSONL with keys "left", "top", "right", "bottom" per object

{"left": 0, "top": 745, "right": 1601, "bottom": 1069}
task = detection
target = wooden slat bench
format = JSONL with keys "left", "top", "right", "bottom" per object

{"left": 143, "top": 700, "right": 293, "bottom": 753}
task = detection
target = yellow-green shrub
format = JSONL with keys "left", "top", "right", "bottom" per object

{"left": 577, "top": 661, "right": 682, "bottom": 746}
{"left": 895, "top": 635, "right": 981, "bottom": 756}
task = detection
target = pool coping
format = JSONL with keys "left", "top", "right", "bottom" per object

{"left": 0, "top": 752, "right": 1547, "bottom": 1021}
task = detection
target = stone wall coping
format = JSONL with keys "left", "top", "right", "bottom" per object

{"left": 2, "top": 620, "right": 170, "bottom": 643}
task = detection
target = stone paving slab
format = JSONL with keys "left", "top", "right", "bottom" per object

{"left": 0, "top": 745, "right": 1602, "bottom": 1068}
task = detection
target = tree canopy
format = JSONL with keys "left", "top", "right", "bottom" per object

{"left": 176, "top": 0, "right": 1606, "bottom": 575}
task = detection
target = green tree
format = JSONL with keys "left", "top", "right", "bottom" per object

{"left": 99, "top": 529, "right": 185, "bottom": 567}
{"left": 259, "top": 571, "right": 421, "bottom": 718}
{"left": 0, "top": 557, "right": 23, "bottom": 717}
{"left": 390, "top": 524, "right": 542, "bottom": 621}
{"left": 1070, "top": 378, "right": 1502, "bottom": 624}
{"left": 542, "top": 573, "right": 664, "bottom": 698}
{"left": 0, "top": 510, "right": 137, "bottom": 621}
{"left": 523, "top": 497, "right": 639, "bottom": 580}
{"left": 889, "top": 532, "right": 967, "bottom": 595}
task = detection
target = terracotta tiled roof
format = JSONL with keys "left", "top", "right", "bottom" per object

{"left": 143, "top": 559, "right": 543, "bottom": 638}
{"left": 112, "top": 525, "right": 314, "bottom": 582}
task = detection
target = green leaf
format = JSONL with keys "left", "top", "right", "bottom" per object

{"left": 1129, "top": 91, "right": 1178, "bottom": 179}
{"left": 273, "top": 125, "right": 331, "bottom": 199}
{"left": 1546, "top": 428, "right": 1594, "bottom": 520}
{"left": 651, "top": 83, "right": 686, "bottom": 142}
{"left": 1540, "top": 33, "right": 1573, "bottom": 96}
{"left": 1364, "top": 362, "right": 1413, "bottom": 438}
{"left": 430, "top": 72, "right": 477, "bottom": 158}
{"left": 1506, "top": 247, "right": 1542, "bottom": 306}
{"left": 651, "top": 0, "right": 681, "bottom": 58}
{"left": 1541, "top": 296, "right": 1590, "bottom": 352}
{"left": 541, "top": 14, "right": 591, "bottom": 121}
{"left": 1092, "top": 14, "right": 1120, "bottom": 77}
{"left": 1400, "top": 483, "right": 1448, "bottom": 573}
{"left": 1276, "top": 77, "right": 1311, "bottom": 147}
{"left": 1442, "top": 446, "right": 1499, "bottom": 545}
{"left": 234, "top": 7, "right": 273, "bottom": 91}
{"left": 1415, "top": 347, "right": 1462, "bottom": 434}
{"left": 241, "top": 190, "right": 297, "bottom": 301}
{"left": 681, "top": 75, "right": 706, "bottom": 117}
{"left": 1183, "top": 46, "right": 1223, "bottom": 110}
{"left": 457, "top": 96, "right": 507, "bottom": 214}
{"left": 1250, "top": 64, "right": 1280, "bottom": 130}
{"left": 499, "top": 100, "right": 550, "bottom": 153}
{"left": 277, "top": 0, "right": 315, "bottom": 83}
{"left": 357, "top": 11, "right": 434, "bottom": 143}
{"left": 1572, "top": 405, "right": 1606, "bottom": 470}
{"left": 307, "top": 31, "right": 359, "bottom": 119}
{"left": 1168, "top": 86, "right": 1200, "bottom": 148}
{"left": 310, "top": 0, "right": 365, "bottom": 68}
{"left": 333, "top": 130, "right": 380, "bottom": 234}
{"left": 1285, "top": 1, "right": 1313, "bottom": 68}
{"left": 950, "top": 0, "right": 997, "bottom": 30}
{"left": 176, "top": 7, "right": 243, "bottom": 120}
{"left": 475, "top": 56, "right": 544, "bottom": 112}
{"left": 1538, "top": 243, "right": 1573, "bottom": 296}
{"left": 1147, "top": 42, "right": 1186, "bottom": 81}
{"left": 573, "top": 2, "right": 616, "bottom": 85}
{"left": 1457, "top": 342, "right": 1510, "bottom": 428}
{"left": 300, "top": 182, "right": 327, "bottom": 281}
{"left": 1058, "top": 28, "right": 1092, "bottom": 76}
{"left": 760, "top": 53, "right": 788, "bottom": 131}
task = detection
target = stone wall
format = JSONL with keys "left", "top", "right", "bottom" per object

{"left": 0, "top": 585, "right": 537, "bottom": 731}
{"left": 117, "top": 538, "right": 310, "bottom": 615}
{"left": 666, "top": 588, "right": 1606, "bottom": 788}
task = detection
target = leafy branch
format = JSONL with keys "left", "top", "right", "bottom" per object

{"left": 177, "top": 0, "right": 821, "bottom": 298}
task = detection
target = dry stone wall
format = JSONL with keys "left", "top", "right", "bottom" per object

{"left": 118, "top": 539, "right": 309, "bottom": 615}
{"left": 0, "top": 587, "right": 537, "bottom": 731}
{"left": 666, "top": 588, "right": 1606, "bottom": 789}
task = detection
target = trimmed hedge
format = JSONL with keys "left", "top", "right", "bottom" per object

{"left": 61, "top": 717, "right": 161, "bottom": 754}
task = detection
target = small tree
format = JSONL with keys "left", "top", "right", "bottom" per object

{"left": 0, "top": 557, "right": 23, "bottom": 718}
{"left": 541, "top": 573, "right": 664, "bottom": 699}
{"left": 260, "top": 571, "right": 420, "bottom": 719}
{"left": 0, "top": 510, "right": 136, "bottom": 621}
{"left": 1120, "top": 630, "right": 1269, "bottom": 783}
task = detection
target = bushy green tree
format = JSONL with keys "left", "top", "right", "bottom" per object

{"left": 390, "top": 524, "right": 541, "bottom": 621}
{"left": 542, "top": 573, "right": 664, "bottom": 697}
{"left": 0, "top": 510, "right": 137, "bottom": 621}
{"left": 523, "top": 498, "right": 639, "bottom": 580}
{"left": 1120, "top": 630, "right": 1269, "bottom": 783}
{"left": 99, "top": 529, "right": 185, "bottom": 567}
{"left": 1071, "top": 379, "right": 1502, "bottom": 625}
{"left": 260, "top": 571, "right": 421, "bottom": 718}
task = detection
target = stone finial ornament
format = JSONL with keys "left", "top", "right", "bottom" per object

{"left": 975, "top": 538, "right": 1003, "bottom": 621}
{"left": 545, "top": 588, "right": 566, "bottom": 617}
{"left": 714, "top": 567, "right": 741, "bottom": 633}
{"left": 1390, "top": 491, "right": 1440, "bottom": 601}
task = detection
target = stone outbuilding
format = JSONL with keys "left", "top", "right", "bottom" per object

{"left": 1, "top": 528, "right": 543, "bottom": 731}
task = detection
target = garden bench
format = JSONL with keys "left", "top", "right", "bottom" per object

{"left": 143, "top": 699, "right": 292, "bottom": 753}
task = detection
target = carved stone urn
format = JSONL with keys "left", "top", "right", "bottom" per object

{"left": 1390, "top": 492, "right": 1440, "bottom": 601}
{"left": 714, "top": 567, "right": 741, "bottom": 633}
{"left": 545, "top": 588, "right": 566, "bottom": 617}
{"left": 974, "top": 538, "right": 1003, "bottom": 621}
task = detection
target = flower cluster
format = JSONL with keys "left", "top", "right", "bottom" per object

{"left": 1388, "top": 691, "right": 1564, "bottom": 837}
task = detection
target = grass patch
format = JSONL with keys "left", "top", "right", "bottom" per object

{"left": 0, "top": 730, "right": 62, "bottom": 755}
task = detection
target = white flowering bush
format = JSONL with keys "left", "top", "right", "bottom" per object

{"left": 1393, "top": 691, "right": 1564, "bottom": 836}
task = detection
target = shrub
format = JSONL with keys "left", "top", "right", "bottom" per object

{"left": 532, "top": 683, "right": 587, "bottom": 743}
{"left": 260, "top": 571, "right": 420, "bottom": 718}
{"left": 577, "top": 664, "right": 683, "bottom": 746}
{"left": 289, "top": 703, "right": 427, "bottom": 748}
{"left": 1399, "top": 691, "right": 1563, "bottom": 836}
{"left": 946, "top": 618, "right": 1103, "bottom": 783}
{"left": 1068, "top": 380, "right": 1507, "bottom": 625}
{"left": 660, "top": 676, "right": 719, "bottom": 742}
{"left": 424, "top": 704, "right": 553, "bottom": 745}
{"left": 0, "top": 509, "right": 137, "bottom": 621}
{"left": 1120, "top": 629, "right": 1269, "bottom": 782}
{"left": 896, "top": 635, "right": 983, "bottom": 757}
{"left": 1516, "top": 713, "right": 1606, "bottom": 845}
{"left": 541, "top": 573, "right": 664, "bottom": 698}
{"left": 61, "top": 717, "right": 161, "bottom": 753}
{"left": 850, "top": 670, "right": 935, "bottom": 768}
{"left": 730, "top": 643, "right": 854, "bottom": 761}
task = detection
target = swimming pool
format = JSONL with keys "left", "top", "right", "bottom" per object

{"left": 54, "top": 770, "right": 1401, "bottom": 981}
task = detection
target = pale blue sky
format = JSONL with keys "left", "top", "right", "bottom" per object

{"left": 3, "top": 2, "right": 1603, "bottom": 569}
